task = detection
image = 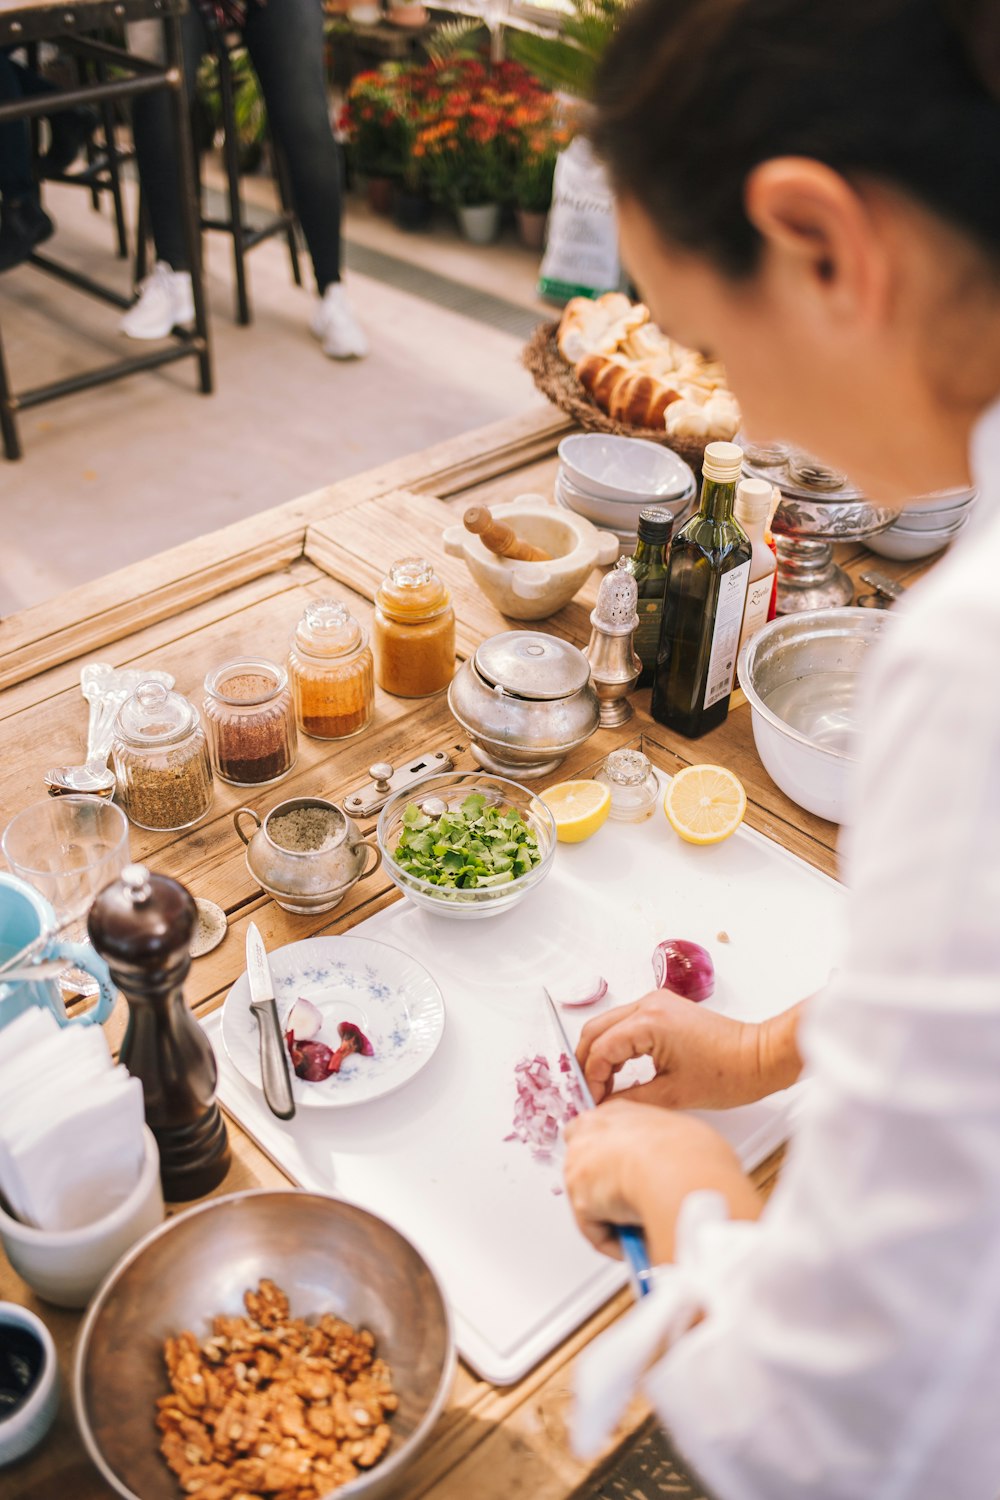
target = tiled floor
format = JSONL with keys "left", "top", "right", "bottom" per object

{"left": 0, "top": 178, "right": 552, "bottom": 615}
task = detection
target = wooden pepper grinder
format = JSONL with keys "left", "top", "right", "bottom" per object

{"left": 88, "top": 864, "right": 231, "bottom": 1202}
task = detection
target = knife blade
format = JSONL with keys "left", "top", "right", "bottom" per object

{"left": 543, "top": 986, "right": 653, "bottom": 1298}
{"left": 245, "top": 923, "right": 296, "bottom": 1121}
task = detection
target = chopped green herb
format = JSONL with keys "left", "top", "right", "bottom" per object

{"left": 393, "top": 794, "right": 542, "bottom": 890}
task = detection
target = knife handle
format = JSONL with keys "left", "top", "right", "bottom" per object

{"left": 256, "top": 1004, "right": 296, "bottom": 1120}
{"left": 617, "top": 1225, "right": 654, "bottom": 1298}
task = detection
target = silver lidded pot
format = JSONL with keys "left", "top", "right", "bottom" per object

{"left": 234, "top": 796, "right": 381, "bottom": 914}
{"left": 448, "top": 631, "right": 601, "bottom": 780}
{"left": 740, "top": 441, "right": 898, "bottom": 613}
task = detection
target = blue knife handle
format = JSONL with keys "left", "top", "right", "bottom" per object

{"left": 618, "top": 1225, "right": 654, "bottom": 1298}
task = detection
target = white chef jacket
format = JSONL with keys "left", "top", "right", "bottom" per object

{"left": 573, "top": 397, "right": 1000, "bottom": 1500}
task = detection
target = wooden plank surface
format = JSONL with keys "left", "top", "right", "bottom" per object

{"left": 0, "top": 413, "right": 936, "bottom": 1500}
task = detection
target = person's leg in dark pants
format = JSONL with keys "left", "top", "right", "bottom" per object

{"left": 0, "top": 49, "right": 53, "bottom": 272}
{"left": 243, "top": 0, "right": 367, "bottom": 358}
{"left": 121, "top": 14, "right": 205, "bottom": 337}
{"left": 5, "top": 54, "right": 98, "bottom": 178}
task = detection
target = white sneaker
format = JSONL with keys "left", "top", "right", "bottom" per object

{"left": 120, "top": 262, "right": 195, "bottom": 340}
{"left": 310, "top": 283, "right": 369, "bottom": 359}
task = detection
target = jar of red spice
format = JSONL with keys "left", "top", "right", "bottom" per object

{"left": 288, "top": 599, "right": 375, "bottom": 740}
{"left": 373, "top": 558, "right": 455, "bottom": 698}
{"left": 203, "top": 659, "right": 297, "bottom": 786}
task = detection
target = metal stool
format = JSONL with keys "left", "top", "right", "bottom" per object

{"left": 136, "top": 27, "right": 303, "bottom": 325}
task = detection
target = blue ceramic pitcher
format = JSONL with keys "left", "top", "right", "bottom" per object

{"left": 0, "top": 872, "right": 114, "bottom": 1031}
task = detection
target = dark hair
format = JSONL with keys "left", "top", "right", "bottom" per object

{"left": 591, "top": 0, "right": 1000, "bottom": 275}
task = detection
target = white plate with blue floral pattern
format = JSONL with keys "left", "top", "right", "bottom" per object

{"left": 221, "top": 935, "right": 445, "bottom": 1108}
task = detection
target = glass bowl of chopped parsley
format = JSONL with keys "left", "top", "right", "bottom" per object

{"left": 377, "top": 773, "right": 556, "bottom": 919}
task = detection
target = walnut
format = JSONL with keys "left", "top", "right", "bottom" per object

{"left": 156, "top": 1280, "right": 397, "bottom": 1498}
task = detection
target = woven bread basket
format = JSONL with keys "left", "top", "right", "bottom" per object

{"left": 523, "top": 321, "right": 709, "bottom": 474}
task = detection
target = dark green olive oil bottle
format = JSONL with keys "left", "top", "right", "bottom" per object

{"left": 628, "top": 507, "right": 674, "bottom": 689}
{"left": 651, "top": 441, "right": 752, "bottom": 738}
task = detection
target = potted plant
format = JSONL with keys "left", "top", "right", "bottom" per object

{"left": 341, "top": 68, "right": 408, "bottom": 214}
{"left": 416, "top": 58, "right": 518, "bottom": 242}
{"left": 197, "top": 47, "right": 267, "bottom": 174}
{"left": 512, "top": 104, "right": 568, "bottom": 251}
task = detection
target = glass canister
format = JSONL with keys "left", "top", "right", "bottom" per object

{"left": 203, "top": 659, "right": 297, "bottom": 785}
{"left": 373, "top": 557, "right": 455, "bottom": 698}
{"left": 288, "top": 598, "right": 375, "bottom": 740}
{"left": 595, "top": 748, "right": 660, "bottom": 822}
{"left": 112, "top": 681, "right": 214, "bottom": 831}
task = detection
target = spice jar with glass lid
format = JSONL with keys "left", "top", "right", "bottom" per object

{"left": 595, "top": 748, "right": 660, "bottom": 822}
{"left": 112, "top": 681, "right": 214, "bottom": 831}
{"left": 288, "top": 598, "right": 374, "bottom": 740}
{"left": 373, "top": 557, "right": 455, "bottom": 698}
{"left": 203, "top": 659, "right": 297, "bottom": 785}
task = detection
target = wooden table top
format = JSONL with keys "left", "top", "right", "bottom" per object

{"left": 0, "top": 407, "right": 935, "bottom": 1500}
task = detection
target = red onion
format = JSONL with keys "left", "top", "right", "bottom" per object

{"left": 286, "top": 997, "right": 322, "bottom": 1040}
{"left": 285, "top": 1031, "right": 336, "bottom": 1081}
{"left": 651, "top": 939, "right": 715, "bottom": 1002}
{"left": 547, "top": 973, "right": 608, "bottom": 1009}
{"left": 506, "top": 1053, "right": 583, "bottom": 1161}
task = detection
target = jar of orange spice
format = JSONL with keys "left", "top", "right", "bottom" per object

{"left": 288, "top": 599, "right": 375, "bottom": 740}
{"left": 373, "top": 558, "right": 456, "bottom": 698}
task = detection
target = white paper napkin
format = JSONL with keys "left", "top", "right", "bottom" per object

{"left": 0, "top": 1007, "right": 147, "bottom": 1232}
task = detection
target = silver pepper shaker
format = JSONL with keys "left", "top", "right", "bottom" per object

{"left": 584, "top": 560, "right": 641, "bottom": 727}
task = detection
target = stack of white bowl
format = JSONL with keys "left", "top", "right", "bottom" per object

{"left": 865, "top": 487, "right": 977, "bottom": 563}
{"left": 556, "top": 434, "right": 697, "bottom": 556}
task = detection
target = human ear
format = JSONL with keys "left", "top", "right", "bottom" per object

{"left": 744, "top": 158, "right": 889, "bottom": 324}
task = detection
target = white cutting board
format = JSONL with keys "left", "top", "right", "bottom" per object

{"left": 206, "top": 772, "right": 844, "bottom": 1385}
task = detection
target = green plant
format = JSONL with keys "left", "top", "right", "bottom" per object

{"left": 197, "top": 48, "right": 268, "bottom": 167}
{"left": 424, "top": 17, "right": 489, "bottom": 65}
{"left": 507, "top": 0, "right": 626, "bottom": 98}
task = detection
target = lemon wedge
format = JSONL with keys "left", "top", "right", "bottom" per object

{"left": 542, "top": 780, "right": 612, "bottom": 844}
{"left": 664, "top": 764, "right": 746, "bottom": 845}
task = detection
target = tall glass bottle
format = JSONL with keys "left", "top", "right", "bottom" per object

{"left": 651, "top": 441, "right": 752, "bottom": 738}
{"left": 628, "top": 507, "right": 673, "bottom": 689}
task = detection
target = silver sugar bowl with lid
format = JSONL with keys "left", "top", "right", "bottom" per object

{"left": 447, "top": 631, "right": 601, "bottom": 780}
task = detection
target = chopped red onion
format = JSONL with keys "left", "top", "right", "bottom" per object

{"left": 651, "top": 939, "right": 715, "bottom": 1002}
{"left": 508, "top": 1053, "right": 583, "bottom": 1161}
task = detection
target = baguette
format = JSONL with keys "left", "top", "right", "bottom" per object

{"left": 576, "top": 354, "right": 682, "bottom": 428}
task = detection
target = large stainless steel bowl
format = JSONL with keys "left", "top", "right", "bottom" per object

{"left": 74, "top": 1190, "right": 455, "bottom": 1500}
{"left": 737, "top": 608, "right": 891, "bottom": 823}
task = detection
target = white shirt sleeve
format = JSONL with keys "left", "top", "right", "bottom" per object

{"left": 575, "top": 521, "right": 1000, "bottom": 1500}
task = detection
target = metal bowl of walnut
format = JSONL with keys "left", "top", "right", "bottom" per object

{"left": 73, "top": 1190, "right": 455, "bottom": 1500}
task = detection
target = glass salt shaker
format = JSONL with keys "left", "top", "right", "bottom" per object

{"left": 596, "top": 748, "right": 660, "bottom": 822}
{"left": 112, "top": 681, "right": 214, "bottom": 832}
{"left": 203, "top": 659, "right": 297, "bottom": 786}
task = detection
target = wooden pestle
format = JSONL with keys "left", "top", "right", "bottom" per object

{"left": 463, "top": 506, "right": 551, "bottom": 563}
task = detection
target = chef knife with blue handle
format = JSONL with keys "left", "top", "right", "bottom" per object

{"left": 543, "top": 986, "right": 654, "bottom": 1298}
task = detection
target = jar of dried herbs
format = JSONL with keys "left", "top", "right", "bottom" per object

{"left": 288, "top": 599, "right": 375, "bottom": 740}
{"left": 203, "top": 659, "right": 297, "bottom": 785}
{"left": 373, "top": 557, "right": 455, "bottom": 698}
{"left": 112, "top": 681, "right": 214, "bottom": 831}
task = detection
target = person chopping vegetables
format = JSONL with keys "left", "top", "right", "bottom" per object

{"left": 562, "top": 2, "right": 1000, "bottom": 1496}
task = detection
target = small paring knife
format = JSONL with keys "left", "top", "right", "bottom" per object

{"left": 245, "top": 923, "right": 296, "bottom": 1121}
{"left": 543, "top": 986, "right": 654, "bottom": 1299}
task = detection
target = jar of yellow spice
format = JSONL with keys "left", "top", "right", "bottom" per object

{"left": 373, "top": 558, "right": 456, "bottom": 698}
{"left": 288, "top": 598, "right": 374, "bottom": 740}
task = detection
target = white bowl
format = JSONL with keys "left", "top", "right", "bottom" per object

{"left": 556, "top": 465, "right": 695, "bottom": 533}
{"left": 889, "top": 503, "right": 974, "bottom": 533}
{"left": 0, "top": 1303, "right": 59, "bottom": 1467}
{"left": 864, "top": 516, "right": 969, "bottom": 562}
{"left": 558, "top": 433, "right": 694, "bottom": 502}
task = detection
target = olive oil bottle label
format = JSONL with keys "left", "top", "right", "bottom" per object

{"left": 633, "top": 599, "right": 665, "bottom": 668}
{"left": 703, "top": 560, "right": 751, "bottom": 710}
